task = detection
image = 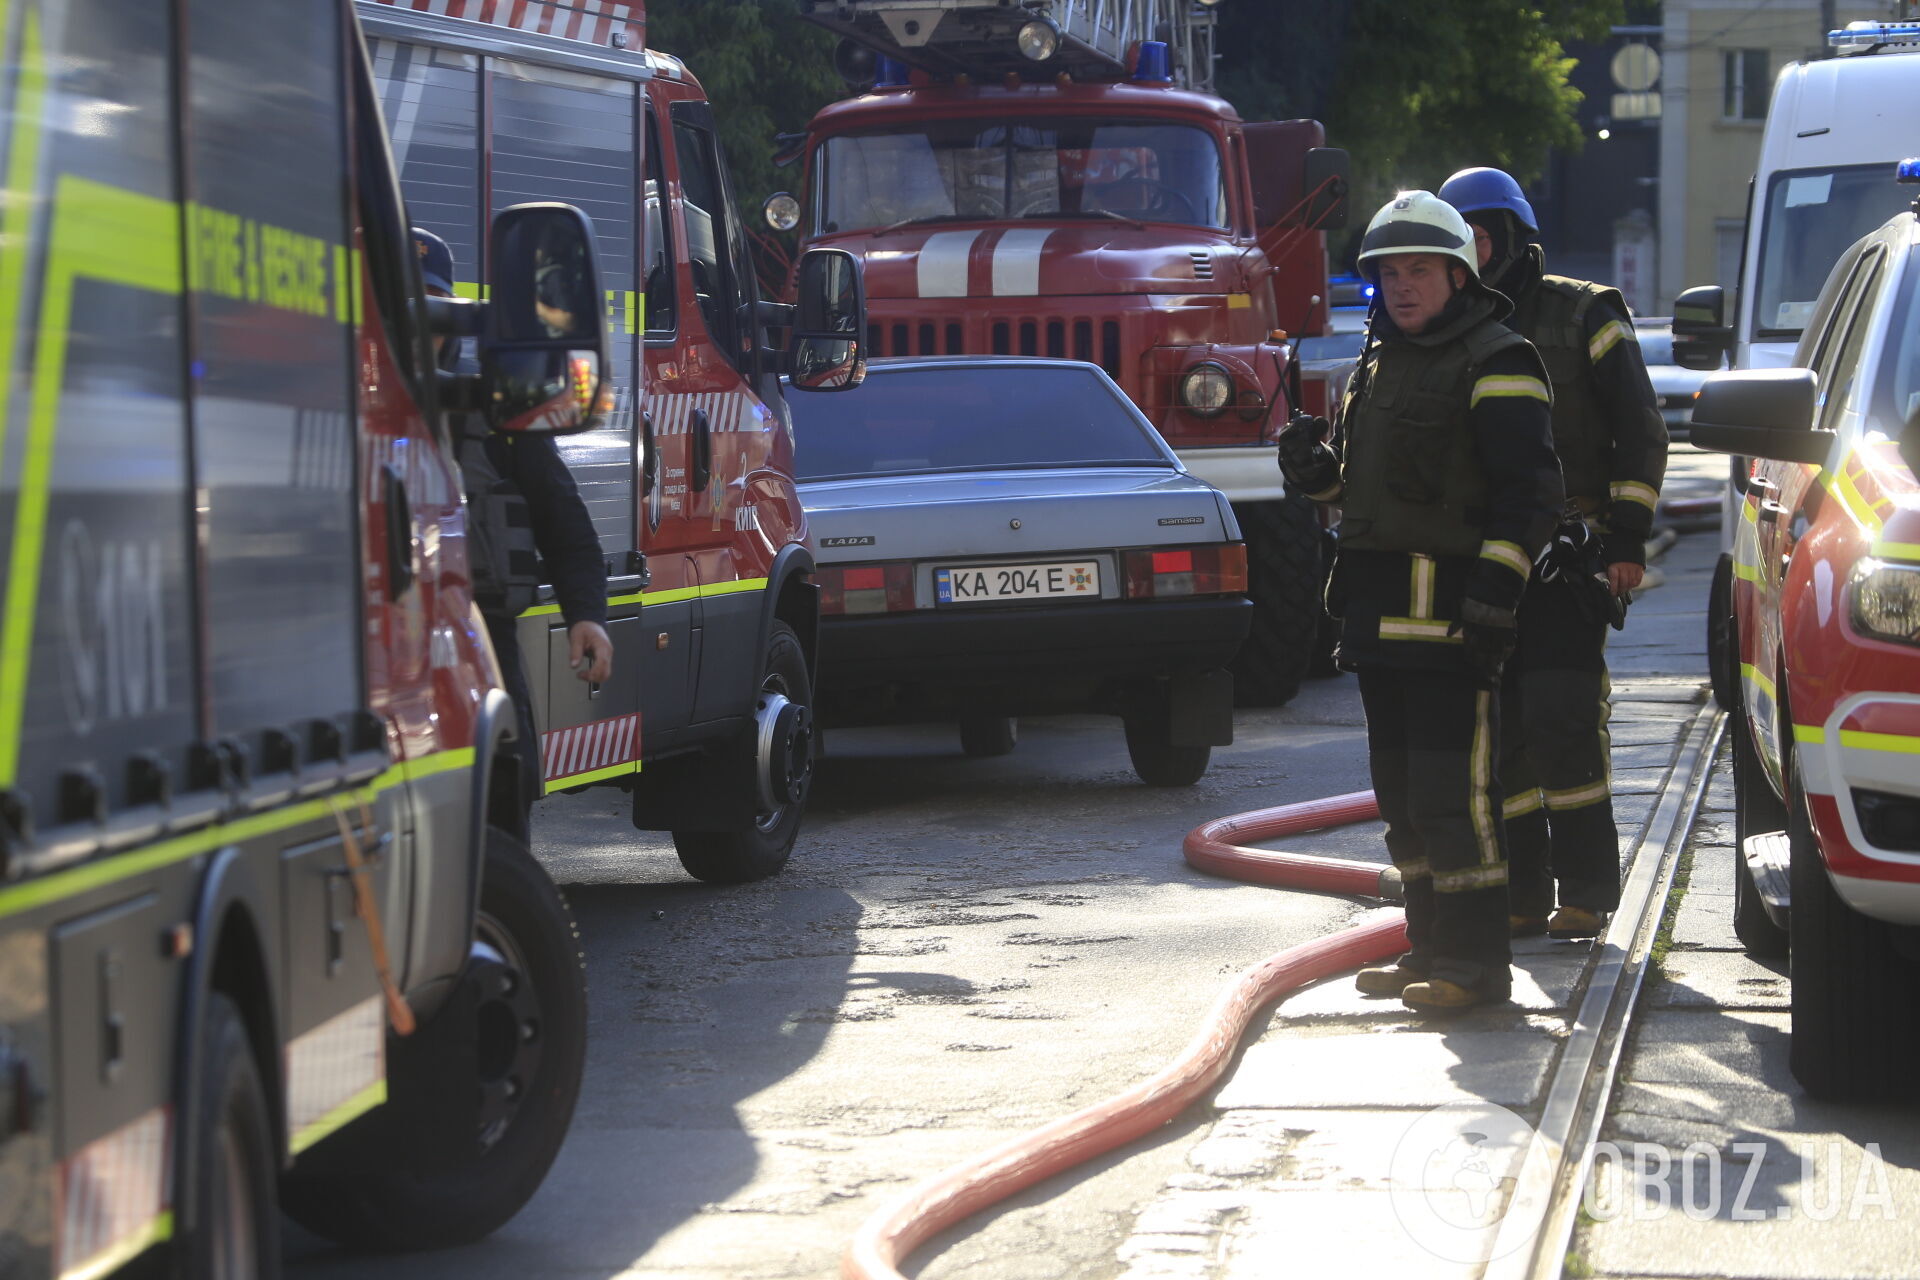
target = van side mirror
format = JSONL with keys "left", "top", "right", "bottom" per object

{"left": 788, "top": 247, "right": 866, "bottom": 393}
{"left": 480, "top": 203, "right": 610, "bottom": 434}
{"left": 1672, "top": 284, "right": 1732, "bottom": 373}
{"left": 1301, "top": 147, "right": 1350, "bottom": 231}
{"left": 1688, "top": 368, "right": 1833, "bottom": 465}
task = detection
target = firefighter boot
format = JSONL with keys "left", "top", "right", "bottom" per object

{"left": 1355, "top": 958, "right": 1430, "bottom": 997}
{"left": 1402, "top": 970, "right": 1512, "bottom": 1015}
{"left": 1547, "top": 906, "right": 1608, "bottom": 940}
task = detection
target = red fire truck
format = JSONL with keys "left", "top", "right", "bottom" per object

{"left": 360, "top": 0, "right": 868, "bottom": 883}
{"left": 778, "top": 0, "right": 1349, "bottom": 704}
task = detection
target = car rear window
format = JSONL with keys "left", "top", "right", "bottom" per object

{"left": 790, "top": 365, "right": 1171, "bottom": 481}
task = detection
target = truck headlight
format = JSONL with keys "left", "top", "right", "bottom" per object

{"left": 1017, "top": 17, "right": 1061, "bottom": 62}
{"left": 1178, "top": 363, "right": 1233, "bottom": 418}
{"left": 1851, "top": 560, "right": 1920, "bottom": 645}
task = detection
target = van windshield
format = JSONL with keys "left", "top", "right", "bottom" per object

{"left": 815, "top": 118, "right": 1227, "bottom": 233}
{"left": 1754, "top": 164, "right": 1911, "bottom": 340}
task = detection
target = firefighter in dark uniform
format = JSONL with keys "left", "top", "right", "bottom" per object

{"left": 1279, "top": 193, "right": 1564, "bottom": 1012}
{"left": 415, "top": 229, "right": 614, "bottom": 840}
{"left": 1437, "top": 169, "right": 1668, "bottom": 941}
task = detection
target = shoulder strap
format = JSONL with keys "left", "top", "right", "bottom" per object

{"left": 1461, "top": 317, "right": 1528, "bottom": 369}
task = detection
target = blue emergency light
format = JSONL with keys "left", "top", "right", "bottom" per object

{"left": 1898, "top": 158, "right": 1920, "bottom": 185}
{"left": 875, "top": 56, "right": 911, "bottom": 89}
{"left": 1132, "top": 40, "right": 1172, "bottom": 83}
{"left": 1828, "top": 21, "right": 1920, "bottom": 50}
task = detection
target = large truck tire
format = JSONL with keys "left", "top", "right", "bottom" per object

{"left": 281, "top": 827, "right": 588, "bottom": 1249}
{"left": 1231, "top": 496, "right": 1321, "bottom": 707}
{"left": 1707, "top": 552, "right": 1737, "bottom": 711}
{"left": 1729, "top": 705, "right": 1790, "bottom": 959}
{"left": 674, "top": 621, "right": 813, "bottom": 883}
{"left": 187, "top": 992, "right": 282, "bottom": 1280}
{"left": 1786, "top": 754, "right": 1920, "bottom": 1101}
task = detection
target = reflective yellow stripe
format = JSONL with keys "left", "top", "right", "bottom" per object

{"left": 1609, "top": 480, "right": 1658, "bottom": 512}
{"left": 0, "top": 6, "right": 46, "bottom": 481}
{"left": 0, "top": 747, "right": 469, "bottom": 921}
{"left": 1740, "top": 662, "right": 1777, "bottom": 702}
{"left": 1741, "top": 497, "right": 1759, "bottom": 525}
{"left": 1503, "top": 788, "right": 1544, "bottom": 820}
{"left": 289, "top": 1079, "right": 387, "bottom": 1156}
{"left": 1871, "top": 540, "right": 1920, "bottom": 561}
{"left": 1838, "top": 729, "right": 1920, "bottom": 755}
{"left": 1793, "top": 723, "right": 1826, "bottom": 745}
{"left": 1470, "top": 689, "right": 1498, "bottom": 865}
{"left": 517, "top": 578, "right": 767, "bottom": 619}
{"left": 1478, "top": 539, "right": 1531, "bottom": 580}
{"left": 1732, "top": 560, "right": 1762, "bottom": 584}
{"left": 1434, "top": 863, "right": 1508, "bottom": 892}
{"left": 1410, "top": 554, "right": 1436, "bottom": 619}
{"left": 1397, "top": 858, "right": 1431, "bottom": 881}
{"left": 1588, "top": 319, "right": 1630, "bottom": 363}
{"left": 1819, "top": 463, "right": 1881, "bottom": 534}
{"left": 1470, "top": 375, "right": 1549, "bottom": 407}
{"left": 544, "top": 759, "right": 640, "bottom": 793}
{"left": 0, "top": 176, "right": 182, "bottom": 786}
{"left": 1379, "top": 617, "right": 1463, "bottom": 643}
{"left": 61, "top": 1211, "right": 173, "bottom": 1280}
{"left": 1544, "top": 779, "right": 1610, "bottom": 810}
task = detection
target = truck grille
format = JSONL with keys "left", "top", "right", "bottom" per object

{"left": 868, "top": 313, "right": 1126, "bottom": 383}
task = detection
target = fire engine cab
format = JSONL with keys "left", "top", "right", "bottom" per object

{"left": 359, "top": 0, "right": 868, "bottom": 883}
{"left": 779, "top": 0, "right": 1350, "bottom": 705}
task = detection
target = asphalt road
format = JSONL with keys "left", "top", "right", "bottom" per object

{"left": 287, "top": 446, "right": 1757, "bottom": 1280}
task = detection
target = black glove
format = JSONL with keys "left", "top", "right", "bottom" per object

{"left": 1276, "top": 413, "right": 1331, "bottom": 485}
{"left": 1449, "top": 596, "right": 1517, "bottom": 686}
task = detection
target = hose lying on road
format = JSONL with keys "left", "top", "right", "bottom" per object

{"left": 842, "top": 789, "right": 1407, "bottom": 1280}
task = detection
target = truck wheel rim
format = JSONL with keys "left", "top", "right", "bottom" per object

{"left": 471, "top": 920, "right": 545, "bottom": 1154}
{"left": 753, "top": 675, "right": 813, "bottom": 832}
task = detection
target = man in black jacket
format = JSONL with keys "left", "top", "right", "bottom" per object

{"left": 416, "top": 229, "right": 613, "bottom": 839}
{"left": 1439, "top": 169, "right": 1668, "bottom": 941}
{"left": 1279, "top": 193, "right": 1563, "bottom": 1013}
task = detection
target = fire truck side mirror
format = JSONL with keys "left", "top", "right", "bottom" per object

{"left": 479, "top": 202, "right": 611, "bottom": 434}
{"left": 1300, "top": 148, "right": 1350, "bottom": 231}
{"left": 788, "top": 248, "right": 868, "bottom": 393}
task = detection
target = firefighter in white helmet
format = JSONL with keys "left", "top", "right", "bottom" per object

{"left": 1277, "top": 191, "right": 1564, "bottom": 1013}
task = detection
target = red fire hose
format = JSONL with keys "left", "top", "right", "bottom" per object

{"left": 842, "top": 789, "right": 1407, "bottom": 1280}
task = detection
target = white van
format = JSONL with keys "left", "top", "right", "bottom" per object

{"left": 1673, "top": 20, "right": 1920, "bottom": 707}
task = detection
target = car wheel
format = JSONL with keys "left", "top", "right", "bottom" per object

{"left": 1230, "top": 496, "right": 1321, "bottom": 707}
{"left": 1729, "top": 704, "right": 1790, "bottom": 959}
{"left": 1707, "top": 552, "right": 1738, "bottom": 712}
{"left": 1786, "top": 752, "right": 1920, "bottom": 1101}
{"left": 187, "top": 993, "right": 281, "bottom": 1280}
{"left": 959, "top": 715, "right": 1017, "bottom": 758}
{"left": 281, "top": 826, "right": 588, "bottom": 1249}
{"left": 674, "top": 621, "right": 813, "bottom": 883}
{"left": 1123, "top": 710, "right": 1210, "bottom": 787}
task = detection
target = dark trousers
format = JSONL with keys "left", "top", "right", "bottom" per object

{"left": 487, "top": 616, "right": 542, "bottom": 844}
{"left": 1358, "top": 666, "right": 1512, "bottom": 992}
{"left": 1501, "top": 578, "right": 1620, "bottom": 916}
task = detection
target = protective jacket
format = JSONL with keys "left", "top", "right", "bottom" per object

{"left": 460, "top": 424, "right": 609, "bottom": 628}
{"left": 1498, "top": 247, "right": 1667, "bottom": 565}
{"left": 1286, "top": 287, "right": 1563, "bottom": 672}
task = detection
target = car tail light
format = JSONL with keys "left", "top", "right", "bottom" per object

{"left": 1123, "top": 543, "right": 1247, "bottom": 598}
{"left": 820, "top": 562, "right": 916, "bottom": 615}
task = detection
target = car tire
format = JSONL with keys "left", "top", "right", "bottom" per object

{"left": 280, "top": 827, "right": 588, "bottom": 1250}
{"left": 1729, "top": 705, "right": 1790, "bottom": 959}
{"left": 1707, "top": 552, "right": 1737, "bottom": 712}
{"left": 1123, "top": 710, "right": 1210, "bottom": 787}
{"left": 1230, "top": 496, "right": 1321, "bottom": 707}
{"left": 1786, "top": 752, "right": 1920, "bottom": 1101}
{"left": 187, "top": 992, "right": 281, "bottom": 1280}
{"left": 674, "top": 621, "right": 812, "bottom": 883}
{"left": 959, "top": 715, "right": 1017, "bottom": 758}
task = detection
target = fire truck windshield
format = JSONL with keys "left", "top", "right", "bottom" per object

{"left": 816, "top": 118, "right": 1227, "bottom": 233}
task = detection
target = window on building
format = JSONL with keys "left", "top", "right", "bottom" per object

{"left": 1723, "top": 49, "right": 1769, "bottom": 121}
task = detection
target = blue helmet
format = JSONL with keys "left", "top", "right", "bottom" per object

{"left": 411, "top": 226, "right": 455, "bottom": 295}
{"left": 1437, "top": 167, "right": 1538, "bottom": 236}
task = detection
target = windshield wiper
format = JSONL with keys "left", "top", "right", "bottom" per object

{"left": 873, "top": 214, "right": 980, "bottom": 236}
{"left": 1022, "top": 208, "right": 1146, "bottom": 231}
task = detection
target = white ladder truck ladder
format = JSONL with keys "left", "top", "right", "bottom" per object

{"left": 797, "top": 0, "right": 1218, "bottom": 90}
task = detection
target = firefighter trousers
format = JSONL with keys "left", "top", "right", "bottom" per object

{"left": 1358, "top": 666, "right": 1512, "bottom": 992}
{"left": 1501, "top": 577, "right": 1619, "bottom": 917}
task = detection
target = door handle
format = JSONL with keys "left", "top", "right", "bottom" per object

{"left": 691, "top": 408, "right": 712, "bottom": 492}
{"left": 382, "top": 464, "right": 415, "bottom": 597}
{"left": 641, "top": 411, "right": 659, "bottom": 496}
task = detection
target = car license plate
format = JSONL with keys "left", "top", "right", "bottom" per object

{"left": 936, "top": 560, "right": 1100, "bottom": 604}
